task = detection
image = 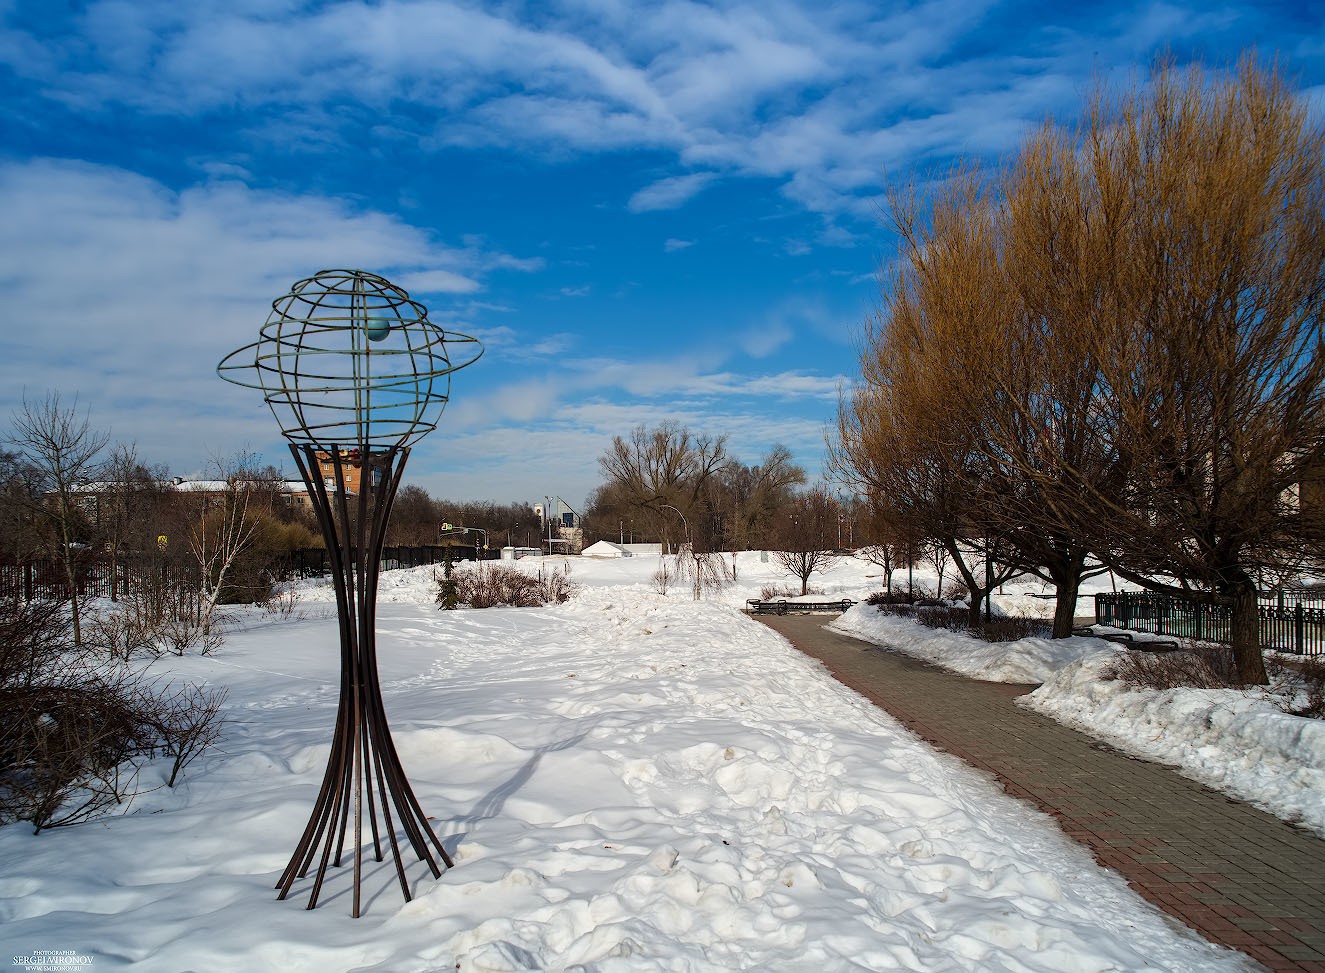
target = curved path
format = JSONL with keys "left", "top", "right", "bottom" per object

{"left": 757, "top": 613, "right": 1325, "bottom": 973}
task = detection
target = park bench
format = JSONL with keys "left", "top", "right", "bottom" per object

{"left": 1073, "top": 626, "right": 1180, "bottom": 651}
{"left": 746, "top": 598, "right": 855, "bottom": 615}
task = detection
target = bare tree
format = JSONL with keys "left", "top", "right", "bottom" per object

{"left": 8, "top": 393, "right": 109, "bottom": 644}
{"left": 838, "top": 56, "right": 1324, "bottom": 680}
{"left": 833, "top": 172, "right": 1020, "bottom": 625}
{"left": 598, "top": 422, "right": 727, "bottom": 548}
{"left": 187, "top": 452, "right": 280, "bottom": 638}
{"left": 1076, "top": 58, "right": 1325, "bottom": 684}
{"left": 716, "top": 446, "right": 806, "bottom": 550}
{"left": 98, "top": 443, "right": 171, "bottom": 601}
{"left": 773, "top": 486, "right": 841, "bottom": 595}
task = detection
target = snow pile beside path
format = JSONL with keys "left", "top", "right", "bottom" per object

{"left": 0, "top": 584, "right": 1242, "bottom": 972}
{"left": 831, "top": 604, "right": 1115, "bottom": 684}
{"left": 1024, "top": 656, "right": 1325, "bottom": 838}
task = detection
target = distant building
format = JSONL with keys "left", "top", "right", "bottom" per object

{"left": 535, "top": 497, "right": 583, "bottom": 554}
{"left": 312, "top": 449, "right": 387, "bottom": 496}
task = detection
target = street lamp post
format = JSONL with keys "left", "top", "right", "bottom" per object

{"left": 658, "top": 504, "right": 689, "bottom": 554}
{"left": 659, "top": 503, "right": 699, "bottom": 600}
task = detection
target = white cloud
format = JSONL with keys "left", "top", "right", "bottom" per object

{"left": 396, "top": 268, "right": 481, "bottom": 294}
{"left": 0, "top": 158, "right": 540, "bottom": 468}
{"left": 2, "top": 0, "right": 1298, "bottom": 219}
{"left": 627, "top": 172, "right": 716, "bottom": 212}
{"left": 663, "top": 238, "right": 694, "bottom": 252}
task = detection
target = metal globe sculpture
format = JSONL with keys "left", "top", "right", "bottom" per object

{"left": 218, "top": 268, "right": 481, "bottom": 449}
{"left": 218, "top": 269, "right": 481, "bottom": 916}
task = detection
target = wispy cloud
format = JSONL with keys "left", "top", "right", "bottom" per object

{"left": 2, "top": 1, "right": 1311, "bottom": 217}
{"left": 627, "top": 172, "right": 716, "bottom": 212}
{"left": 663, "top": 238, "right": 694, "bottom": 252}
{"left": 396, "top": 268, "right": 481, "bottom": 294}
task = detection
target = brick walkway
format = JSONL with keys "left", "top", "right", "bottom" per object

{"left": 756, "top": 613, "right": 1325, "bottom": 973}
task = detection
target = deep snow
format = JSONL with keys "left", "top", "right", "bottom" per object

{"left": 0, "top": 554, "right": 1272, "bottom": 971}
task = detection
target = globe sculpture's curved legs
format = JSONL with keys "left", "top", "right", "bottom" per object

{"left": 278, "top": 443, "right": 453, "bottom": 916}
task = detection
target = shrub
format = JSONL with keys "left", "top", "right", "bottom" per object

{"left": 0, "top": 596, "right": 226, "bottom": 832}
{"left": 262, "top": 585, "right": 303, "bottom": 620}
{"left": 537, "top": 567, "right": 577, "bottom": 605}
{"left": 1268, "top": 655, "right": 1325, "bottom": 719}
{"left": 865, "top": 590, "right": 915, "bottom": 607}
{"left": 973, "top": 617, "right": 1054, "bottom": 643}
{"left": 439, "top": 563, "right": 579, "bottom": 609}
{"left": 1103, "top": 643, "right": 1241, "bottom": 690}
{"left": 917, "top": 605, "right": 968, "bottom": 631}
{"left": 761, "top": 584, "right": 823, "bottom": 600}
{"left": 85, "top": 578, "right": 222, "bottom": 659}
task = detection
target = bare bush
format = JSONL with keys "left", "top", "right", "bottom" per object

{"left": 945, "top": 581, "right": 970, "bottom": 602}
{"left": 917, "top": 605, "right": 968, "bottom": 630}
{"left": 0, "top": 596, "right": 71, "bottom": 688}
{"left": 1103, "top": 644, "right": 1241, "bottom": 691}
{"left": 262, "top": 585, "right": 304, "bottom": 620}
{"left": 440, "top": 563, "right": 579, "bottom": 609}
{"left": 652, "top": 562, "right": 673, "bottom": 595}
{"left": 973, "top": 617, "right": 1054, "bottom": 643}
{"left": 147, "top": 682, "right": 229, "bottom": 787}
{"left": 85, "top": 579, "right": 222, "bottom": 659}
{"left": 0, "top": 664, "right": 152, "bottom": 831}
{"left": 865, "top": 590, "right": 915, "bottom": 607}
{"left": 0, "top": 596, "right": 226, "bottom": 832}
{"left": 762, "top": 584, "right": 823, "bottom": 600}
{"left": 537, "top": 566, "right": 578, "bottom": 605}
{"left": 1267, "top": 656, "right": 1325, "bottom": 719}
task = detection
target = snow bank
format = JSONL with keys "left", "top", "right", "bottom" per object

{"left": 1024, "top": 655, "right": 1325, "bottom": 838}
{"left": 831, "top": 604, "right": 1115, "bottom": 684}
{"left": 834, "top": 602, "right": 1325, "bottom": 839}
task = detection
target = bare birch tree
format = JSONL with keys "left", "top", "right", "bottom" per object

{"left": 8, "top": 393, "right": 108, "bottom": 644}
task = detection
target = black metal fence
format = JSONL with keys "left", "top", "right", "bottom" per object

{"left": 281, "top": 545, "right": 463, "bottom": 577}
{"left": 0, "top": 559, "right": 197, "bottom": 602}
{"left": 1096, "top": 591, "right": 1325, "bottom": 656}
{"left": 1, "top": 546, "right": 462, "bottom": 600}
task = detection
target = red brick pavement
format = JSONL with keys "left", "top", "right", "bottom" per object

{"left": 757, "top": 613, "right": 1325, "bottom": 973}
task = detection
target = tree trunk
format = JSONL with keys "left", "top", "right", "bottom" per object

{"left": 1042, "top": 545, "right": 1089, "bottom": 639}
{"left": 1051, "top": 572, "right": 1079, "bottom": 639}
{"left": 1228, "top": 575, "right": 1267, "bottom": 686}
{"left": 943, "top": 539, "right": 989, "bottom": 629}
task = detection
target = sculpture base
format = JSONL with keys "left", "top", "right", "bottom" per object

{"left": 279, "top": 443, "right": 452, "bottom": 916}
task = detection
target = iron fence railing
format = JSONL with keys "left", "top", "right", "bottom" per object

{"left": 1260, "top": 588, "right": 1325, "bottom": 613}
{"left": 281, "top": 545, "right": 472, "bottom": 577}
{"left": 1096, "top": 591, "right": 1325, "bottom": 656}
{"left": 1, "top": 546, "right": 461, "bottom": 600}
{"left": 0, "top": 559, "right": 198, "bottom": 602}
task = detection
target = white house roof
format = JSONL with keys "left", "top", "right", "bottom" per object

{"left": 583, "top": 540, "right": 632, "bottom": 557}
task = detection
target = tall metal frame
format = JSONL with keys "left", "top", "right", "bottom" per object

{"left": 218, "top": 269, "right": 481, "bottom": 915}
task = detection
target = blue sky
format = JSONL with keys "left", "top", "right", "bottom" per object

{"left": 1, "top": 1, "right": 1322, "bottom": 507}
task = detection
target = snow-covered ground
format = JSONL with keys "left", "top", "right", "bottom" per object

{"left": 0, "top": 555, "right": 1275, "bottom": 971}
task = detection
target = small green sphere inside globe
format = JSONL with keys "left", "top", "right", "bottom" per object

{"left": 365, "top": 316, "right": 392, "bottom": 341}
